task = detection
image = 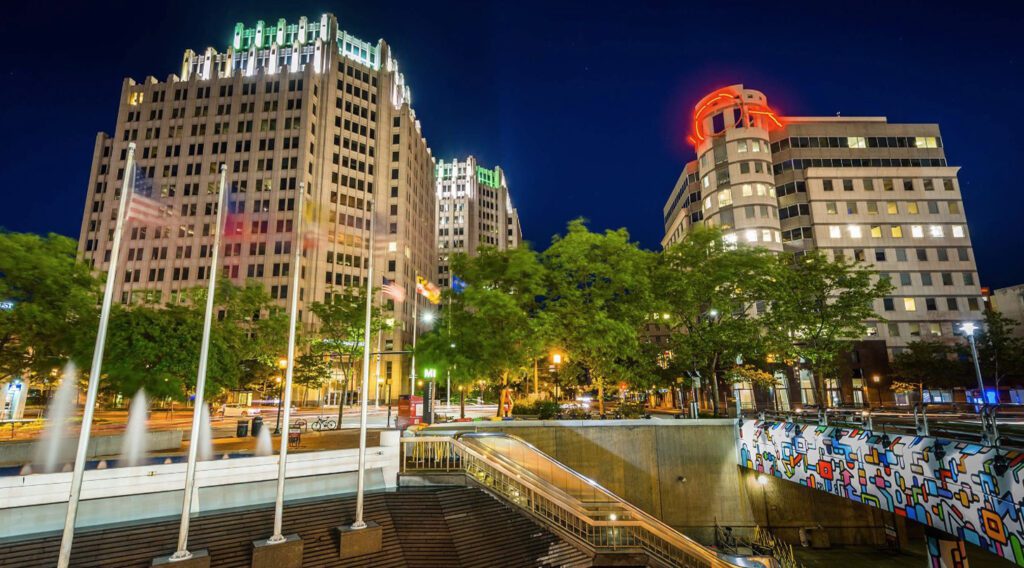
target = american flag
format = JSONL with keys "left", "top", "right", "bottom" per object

{"left": 126, "top": 166, "right": 172, "bottom": 226}
{"left": 382, "top": 277, "right": 406, "bottom": 303}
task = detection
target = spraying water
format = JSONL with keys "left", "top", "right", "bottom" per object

{"left": 254, "top": 425, "right": 272, "bottom": 456}
{"left": 35, "top": 363, "right": 79, "bottom": 473}
{"left": 119, "top": 389, "right": 149, "bottom": 467}
{"left": 196, "top": 404, "right": 213, "bottom": 462}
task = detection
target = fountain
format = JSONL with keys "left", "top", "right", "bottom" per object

{"left": 35, "top": 363, "right": 78, "bottom": 473}
{"left": 196, "top": 404, "right": 213, "bottom": 462}
{"left": 119, "top": 389, "right": 149, "bottom": 467}
{"left": 254, "top": 425, "right": 272, "bottom": 456}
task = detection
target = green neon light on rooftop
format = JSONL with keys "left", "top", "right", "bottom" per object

{"left": 476, "top": 166, "right": 501, "bottom": 187}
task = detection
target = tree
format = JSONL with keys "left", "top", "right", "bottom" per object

{"left": 729, "top": 364, "right": 779, "bottom": 411}
{"left": 293, "top": 353, "right": 331, "bottom": 406}
{"left": 766, "top": 251, "right": 893, "bottom": 407}
{"left": 540, "top": 220, "right": 655, "bottom": 415}
{"left": 968, "top": 311, "right": 1024, "bottom": 395}
{"left": 210, "top": 279, "right": 290, "bottom": 394}
{"left": 418, "top": 245, "right": 546, "bottom": 417}
{"left": 309, "top": 287, "right": 390, "bottom": 424}
{"left": 655, "top": 227, "right": 777, "bottom": 416}
{"left": 102, "top": 303, "right": 238, "bottom": 401}
{"left": 890, "top": 339, "right": 963, "bottom": 404}
{"left": 0, "top": 232, "right": 98, "bottom": 387}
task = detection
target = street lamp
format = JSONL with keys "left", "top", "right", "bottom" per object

{"left": 756, "top": 474, "right": 770, "bottom": 529}
{"left": 871, "top": 374, "right": 881, "bottom": 408}
{"left": 960, "top": 322, "right": 987, "bottom": 406}
{"left": 273, "top": 376, "right": 284, "bottom": 434}
{"left": 551, "top": 352, "right": 564, "bottom": 401}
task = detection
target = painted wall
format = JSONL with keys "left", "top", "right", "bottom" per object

{"left": 738, "top": 420, "right": 1024, "bottom": 566}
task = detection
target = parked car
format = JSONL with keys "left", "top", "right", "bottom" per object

{"left": 221, "top": 404, "right": 261, "bottom": 417}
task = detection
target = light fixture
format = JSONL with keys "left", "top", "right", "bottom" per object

{"left": 757, "top": 474, "right": 769, "bottom": 486}
{"left": 960, "top": 322, "right": 978, "bottom": 336}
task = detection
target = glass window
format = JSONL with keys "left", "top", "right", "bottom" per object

{"left": 737, "top": 140, "right": 748, "bottom": 153}
{"left": 826, "top": 202, "right": 838, "bottom": 215}
{"left": 911, "top": 225, "right": 924, "bottom": 238}
{"left": 952, "top": 225, "right": 965, "bottom": 238}
{"left": 909, "top": 323, "right": 921, "bottom": 336}
{"left": 883, "top": 298, "right": 895, "bottom": 311}
{"left": 968, "top": 297, "right": 980, "bottom": 310}
{"left": 884, "top": 179, "right": 894, "bottom": 192}
{"left": 929, "top": 225, "right": 944, "bottom": 238}
{"left": 829, "top": 226, "right": 842, "bottom": 238}
{"left": 927, "top": 201, "right": 939, "bottom": 214}
{"left": 864, "top": 179, "right": 875, "bottom": 191}
{"left": 926, "top": 298, "right": 937, "bottom": 311}
{"left": 949, "top": 202, "right": 961, "bottom": 214}
{"left": 896, "top": 249, "right": 908, "bottom": 261}
{"left": 742, "top": 183, "right": 752, "bottom": 197}
{"left": 887, "top": 322, "right": 900, "bottom": 336}
{"left": 843, "top": 179, "right": 854, "bottom": 191}
{"left": 904, "top": 298, "right": 917, "bottom": 311}
{"left": 907, "top": 202, "right": 919, "bottom": 214}
{"left": 823, "top": 180, "right": 834, "bottom": 191}
{"left": 887, "top": 202, "right": 899, "bottom": 214}
{"left": 917, "top": 248, "right": 929, "bottom": 261}
{"left": 891, "top": 225, "right": 903, "bottom": 238}
{"left": 943, "top": 179, "right": 955, "bottom": 191}
{"left": 718, "top": 189, "right": 733, "bottom": 206}
{"left": 871, "top": 225, "right": 882, "bottom": 238}
{"left": 946, "top": 297, "right": 958, "bottom": 310}
{"left": 848, "top": 225, "right": 862, "bottom": 239}
{"left": 924, "top": 180, "right": 935, "bottom": 192}
{"left": 921, "top": 272, "right": 933, "bottom": 286}
{"left": 899, "top": 272, "right": 912, "bottom": 286}
{"left": 867, "top": 202, "right": 879, "bottom": 214}
{"left": 963, "top": 272, "right": 975, "bottom": 286}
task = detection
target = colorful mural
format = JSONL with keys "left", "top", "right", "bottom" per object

{"left": 738, "top": 420, "right": 1024, "bottom": 566}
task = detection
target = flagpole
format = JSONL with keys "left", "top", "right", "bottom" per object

{"left": 169, "top": 164, "right": 228, "bottom": 560}
{"left": 410, "top": 275, "right": 419, "bottom": 398}
{"left": 446, "top": 293, "right": 452, "bottom": 408}
{"left": 268, "top": 183, "right": 305, "bottom": 543}
{"left": 374, "top": 288, "right": 383, "bottom": 409}
{"left": 57, "top": 142, "right": 136, "bottom": 568}
{"left": 352, "top": 196, "right": 376, "bottom": 528}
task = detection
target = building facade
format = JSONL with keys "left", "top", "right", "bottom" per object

{"left": 990, "top": 284, "right": 1024, "bottom": 338}
{"left": 662, "top": 84, "right": 984, "bottom": 405}
{"left": 435, "top": 157, "right": 522, "bottom": 287}
{"left": 77, "top": 14, "right": 437, "bottom": 400}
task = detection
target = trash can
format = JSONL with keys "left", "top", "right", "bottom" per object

{"left": 251, "top": 416, "right": 263, "bottom": 437}
{"left": 235, "top": 419, "right": 249, "bottom": 438}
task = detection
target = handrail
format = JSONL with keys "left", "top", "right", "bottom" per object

{"left": 401, "top": 434, "right": 763, "bottom": 568}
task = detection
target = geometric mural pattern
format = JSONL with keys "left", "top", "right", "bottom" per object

{"left": 738, "top": 420, "right": 1024, "bottom": 566}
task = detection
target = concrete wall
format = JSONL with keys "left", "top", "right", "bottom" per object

{"left": 426, "top": 420, "right": 888, "bottom": 545}
{"left": 0, "top": 430, "right": 183, "bottom": 466}
{"left": 0, "top": 430, "right": 400, "bottom": 538}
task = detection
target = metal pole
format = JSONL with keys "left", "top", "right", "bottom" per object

{"left": 352, "top": 196, "right": 377, "bottom": 529}
{"left": 170, "top": 164, "right": 228, "bottom": 560}
{"left": 968, "top": 333, "right": 986, "bottom": 406}
{"left": 410, "top": 288, "right": 418, "bottom": 397}
{"left": 268, "top": 184, "right": 305, "bottom": 543}
{"left": 446, "top": 293, "right": 452, "bottom": 408}
{"left": 374, "top": 289, "right": 383, "bottom": 409}
{"left": 57, "top": 143, "right": 136, "bottom": 568}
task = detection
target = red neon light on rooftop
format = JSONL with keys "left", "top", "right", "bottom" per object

{"left": 688, "top": 87, "right": 783, "bottom": 146}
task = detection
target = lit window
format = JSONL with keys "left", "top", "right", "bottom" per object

{"left": 949, "top": 202, "right": 961, "bottom": 214}
{"left": 870, "top": 225, "right": 882, "bottom": 238}
{"left": 904, "top": 298, "right": 917, "bottom": 311}
{"left": 718, "top": 189, "right": 733, "bottom": 206}
{"left": 704, "top": 197, "right": 711, "bottom": 210}
{"left": 742, "top": 184, "right": 752, "bottom": 197}
{"left": 829, "top": 226, "right": 842, "bottom": 239}
{"left": 826, "top": 202, "right": 838, "bottom": 215}
{"left": 762, "top": 229, "right": 772, "bottom": 242}
{"left": 907, "top": 202, "right": 919, "bottom": 214}
{"left": 929, "top": 323, "right": 942, "bottom": 337}
{"left": 745, "top": 229, "right": 758, "bottom": 242}
{"left": 891, "top": 225, "right": 903, "bottom": 238}
{"left": 911, "top": 225, "right": 924, "bottom": 238}
{"left": 952, "top": 225, "right": 964, "bottom": 238}
{"left": 848, "top": 225, "right": 862, "bottom": 239}
{"left": 723, "top": 233, "right": 738, "bottom": 246}
{"left": 775, "top": 231, "right": 781, "bottom": 243}
{"left": 929, "top": 225, "right": 944, "bottom": 238}
{"left": 387, "top": 242, "right": 397, "bottom": 252}
{"left": 737, "top": 140, "right": 748, "bottom": 153}
{"left": 756, "top": 183, "right": 766, "bottom": 196}
{"left": 768, "top": 185, "right": 776, "bottom": 197}
{"left": 914, "top": 136, "right": 938, "bottom": 148}
{"left": 702, "top": 175, "right": 710, "bottom": 189}
{"left": 887, "top": 202, "right": 898, "bottom": 214}
{"left": 848, "top": 137, "right": 866, "bottom": 148}
{"left": 751, "top": 142, "right": 760, "bottom": 153}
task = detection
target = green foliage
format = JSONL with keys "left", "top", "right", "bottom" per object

{"left": 511, "top": 399, "right": 560, "bottom": 419}
{"left": 540, "top": 219, "right": 655, "bottom": 403}
{"left": 765, "top": 250, "right": 893, "bottom": 406}
{"left": 0, "top": 232, "right": 98, "bottom": 382}
{"left": 891, "top": 339, "right": 963, "bottom": 396}
{"left": 655, "top": 226, "right": 777, "bottom": 414}
{"left": 969, "top": 310, "right": 1024, "bottom": 388}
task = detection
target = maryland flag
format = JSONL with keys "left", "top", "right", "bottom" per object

{"left": 416, "top": 275, "right": 441, "bottom": 305}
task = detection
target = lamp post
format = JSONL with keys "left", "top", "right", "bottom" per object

{"left": 458, "top": 385, "right": 466, "bottom": 419}
{"left": 756, "top": 474, "right": 771, "bottom": 530}
{"left": 551, "top": 352, "right": 563, "bottom": 402}
{"left": 961, "top": 322, "right": 987, "bottom": 406}
{"left": 273, "top": 357, "right": 287, "bottom": 435}
{"left": 872, "top": 374, "right": 882, "bottom": 408}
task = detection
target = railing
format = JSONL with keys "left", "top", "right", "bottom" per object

{"left": 753, "top": 403, "right": 1024, "bottom": 450}
{"left": 401, "top": 434, "right": 769, "bottom": 568}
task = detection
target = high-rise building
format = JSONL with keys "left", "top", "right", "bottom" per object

{"left": 435, "top": 157, "right": 522, "bottom": 287}
{"left": 76, "top": 14, "right": 437, "bottom": 399}
{"left": 662, "top": 84, "right": 983, "bottom": 364}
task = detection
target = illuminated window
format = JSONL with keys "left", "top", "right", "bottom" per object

{"left": 775, "top": 231, "right": 781, "bottom": 243}
{"left": 887, "top": 202, "right": 898, "bottom": 214}
{"left": 948, "top": 202, "right": 961, "bottom": 214}
{"left": 870, "top": 225, "right": 882, "bottom": 238}
{"left": 768, "top": 185, "right": 776, "bottom": 197}
{"left": 826, "top": 202, "right": 838, "bottom": 215}
{"left": 129, "top": 91, "right": 145, "bottom": 106}
{"left": 914, "top": 136, "right": 938, "bottom": 148}
{"left": 907, "top": 202, "right": 919, "bottom": 214}
{"left": 911, "top": 225, "right": 924, "bottom": 238}
{"left": 754, "top": 183, "right": 765, "bottom": 196}
{"left": 742, "top": 184, "right": 752, "bottom": 197}
{"left": 829, "top": 226, "right": 842, "bottom": 239}
{"left": 904, "top": 298, "right": 917, "bottom": 311}
{"left": 745, "top": 229, "right": 758, "bottom": 242}
{"left": 723, "top": 233, "right": 738, "bottom": 246}
{"left": 702, "top": 175, "right": 710, "bottom": 189}
{"left": 718, "top": 189, "right": 732, "bottom": 206}
{"left": 929, "top": 323, "right": 942, "bottom": 337}
{"left": 762, "top": 229, "right": 772, "bottom": 242}
{"left": 847, "top": 137, "right": 866, "bottom": 148}
{"left": 737, "top": 140, "right": 748, "bottom": 153}
{"left": 848, "top": 225, "right": 862, "bottom": 239}
{"left": 929, "top": 225, "right": 944, "bottom": 238}
{"left": 891, "top": 225, "right": 903, "bottom": 238}
{"left": 704, "top": 197, "right": 711, "bottom": 210}
{"left": 387, "top": 242, "right": 397, "bottom": 252}
{"left": 952, "top": 225, "right": 965, "bottom": 238}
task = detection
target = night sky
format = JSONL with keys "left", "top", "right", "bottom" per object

{"left": 2, "top": 1, "right": 1022, "bottom": 287}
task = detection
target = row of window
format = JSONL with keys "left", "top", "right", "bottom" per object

{"left": 821, "top": 177, "right": 955, "bottom": 192}
{"left": 825, "top": 224, "right": 967, "bottom": 240}
{"left": 823, "top": 200, "right": 961, "bottom": 216}
{"left": 828, "top": 246, "right": 971, "bottom": 263}
{"left": 881, "top": 296, "right": 980, "bottom": 313}
{"left": 881, "top": 271, "right": 975, "bottom": 288}
{"left": 772, "top": 135, "right": 941, "bottom": 152}
{"left": 773, "top": 157, "right": 947, "bottom": 174}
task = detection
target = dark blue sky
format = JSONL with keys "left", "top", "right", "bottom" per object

{"left": 2, "top": 1, "right": 1022, "bottom": 287}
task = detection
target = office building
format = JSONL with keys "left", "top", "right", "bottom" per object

{"left": 435, "top": 157, "right": 522, "bottom": 287}
{"left": 77, "top": 14, "right": 437, "bottom": 399}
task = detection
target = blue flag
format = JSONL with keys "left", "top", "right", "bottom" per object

{"left": 451, "top": 275, "right": 467, "bottom": 294}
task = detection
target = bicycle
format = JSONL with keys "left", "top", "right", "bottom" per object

{"left": 309, "top": 416, "right": 337, "bottom": 431}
